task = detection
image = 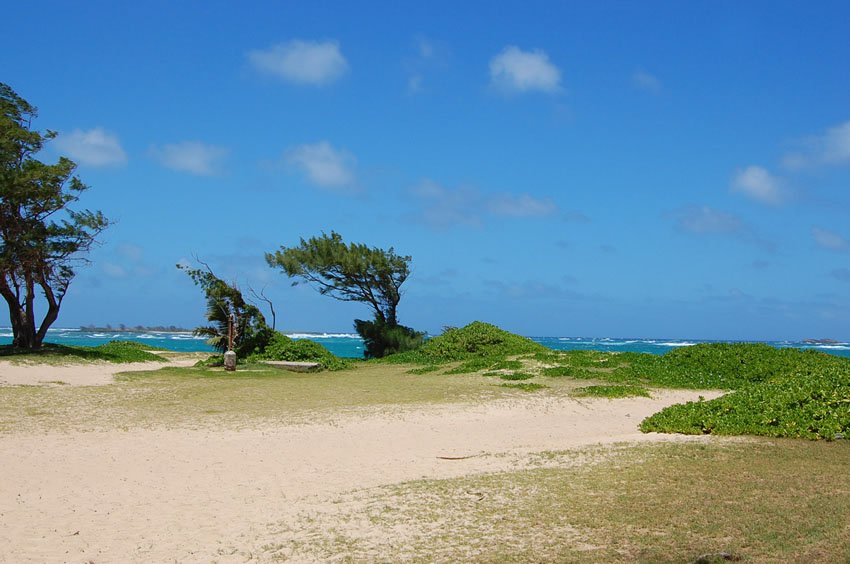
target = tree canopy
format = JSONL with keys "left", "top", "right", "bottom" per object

{"left": 0, "top": 83, "right": 109, "bottom": 349}
{"left": 265, "top": 231, "right": 410, "bottom": 327}
{"left": 178, "top": 261, "right": 271, "bottom": 357}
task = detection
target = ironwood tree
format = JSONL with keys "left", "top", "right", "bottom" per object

{"left": 266, "top": 231, "right": 423, "bottom": 358}
{"left": 0, "top": 83, "right": 109, "bottom": 349}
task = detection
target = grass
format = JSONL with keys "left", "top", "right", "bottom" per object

{"left": 574, "top": 384, "right": 651, "bottom": 398}
{"left": 0, "top": 340, "right": 167, "bottom": 364}
{"left": 262, "top": 439, "right": 850, "bottom": 562}
{"left": 0, "top": 361, "right": 588, "bottom": 434}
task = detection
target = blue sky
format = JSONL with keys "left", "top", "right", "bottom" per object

{"left": 3, "top": 1, "right": 850, "bottom": 339}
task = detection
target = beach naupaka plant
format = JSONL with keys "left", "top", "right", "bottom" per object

{"left": 0, "top": 83, "right": 110, "bottom": 349}
{"left": 178, "top": 261, "right": 271, "bottom": 358}
{"left": 266, "top": 231, "right": 424, "bottom": 358}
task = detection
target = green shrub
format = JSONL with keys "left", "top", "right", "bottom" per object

{"left": 641, "top": 364, "right": 850, "bottom": 440}
{"left": 386, "top": 321, "right": 546, "bottom": 364}
{"left": 249, "top": 332, "right": 350, "bottom": 371}
{"left": 354, "top": 319, "right": 425, "bottom": 359}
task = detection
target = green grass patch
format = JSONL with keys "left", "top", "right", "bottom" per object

{"left": 574, "top": 384, "right": 651, "bottom": 398}
{"left": 0, "top": 340, "right": 166, "bottom": 364}
{"left": 500, "top": 382, "right": 546, "bottom": 392}
{"left": 499, "top": 371, "right": 535, "bottom": 381}
{"left": 406, "top": 365, "right": 441, "bottom": 375}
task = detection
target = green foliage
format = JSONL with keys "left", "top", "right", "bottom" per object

{"left": 178, "top": 262, "right": 271, "bottom": 357}
{"left": 249, "top": 332, "right": 350, "bottom": 371}
{"left": 353, "top": 319, "right": 425, "bottom": 359}
{"left": 641, "top": 364, "right": 850, "bottom": 440}
{"left": 266, "top": 231, "right": 411, "bottom": 327}
{"left": 387, "top": 321, "right": 547, "bottom": 364}
{"left": 499, "top": 372, "right": 535, "bottom": 381}
{"left": 574, "top": 384, "right": 651, "bottom": 398}
{"left": 0, "top": 83, "right": 110, "bottom": 349}
{"left": 0, "top": 340, "right": 164, "bottom": 363}
{"left": 500, "top": 382, "right": 547, "bottom": 392}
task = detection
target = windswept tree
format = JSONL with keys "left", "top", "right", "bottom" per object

{"left": 0, "top": 83, "right": 109, "bottom": 349}
{"left": 266, "top": 231, "right": 423, "bottom": 358}
{"left": 178, "top": 261, "right": 271, "bottom": 357}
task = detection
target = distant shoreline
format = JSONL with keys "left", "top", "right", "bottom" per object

{"left": 78, "top": 325, "right": 192, "bottom": 334}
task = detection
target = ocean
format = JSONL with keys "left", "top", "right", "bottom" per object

{"left": 2, "top": 328, "right": 849, "bottom": 359}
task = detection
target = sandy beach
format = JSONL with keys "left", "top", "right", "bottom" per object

{"left": 0, "top": 360, "right": 725, "bottom": 563}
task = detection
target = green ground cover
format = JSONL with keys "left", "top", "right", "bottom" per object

{"left": 0, "top": 340, "right": 167, "bottom": 364}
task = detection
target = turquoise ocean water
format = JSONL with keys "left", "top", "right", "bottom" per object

{"left": 2, "top": 328, "right": 849, "bottom": 359}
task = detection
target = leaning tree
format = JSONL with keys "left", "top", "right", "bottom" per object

{"left": 266, "top": 231, "right": 423, "bottom": 358}
{"left": 0, "top": 83, "right": 109, "bottom": 349}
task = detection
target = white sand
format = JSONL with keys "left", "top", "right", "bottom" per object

{"left": 0, "top": 363, "right": 721, "bottom": 563}
{"left": 0, "top": 358, "right": 197, "bottom": 386}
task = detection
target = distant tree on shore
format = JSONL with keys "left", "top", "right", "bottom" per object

{"left": 178, "top": 261, "right": 271, "bottom": 357}
{"left": 0, "top": 83, "right": 109, "bottom": 349}
{"left": 266, "top": 231, "right": 423, "bottom": 358}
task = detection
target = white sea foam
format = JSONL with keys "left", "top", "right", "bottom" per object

{"left": 287, "top": 333, "right": 360, "bottom": 339}
{"left": 658, "top": 341, "right": 697, "bottom": 347}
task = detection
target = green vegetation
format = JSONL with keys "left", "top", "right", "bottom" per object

{"left": 249, "top": 332, "right": 351, "bottom": 371}
{"left": 529, "top": 342, "right": 850, "bottom": 440}
{"left": 641, "top": 363, "right": 850, "bottom": 439}
{"left": 500, "top": 382, "right": 547, "bottom": 392}
{"left": 268, "top": 440, "right": 850, "bottom": 562}
{"left": 0, "top": 83, "right": 110, "bottom": 349}
{"left": 0, "top": 340, "right": 165, "bottom": 364}
{"left": 498, "top": 371, "right": 535, "bottom": 381}
{"left": 386, "top": 321, "right": 547, "bottom": 364}
{"left": 574, "top": 384, "right": 651, "bottom": 398}
{"left": 266, "top": 231, "right": 424, "bottom": 358}
{"left": 0, "top": 362, "right": 582, "bottom": 434}
{"left": 178, "top": 261, "right": 271, "bottom": 357}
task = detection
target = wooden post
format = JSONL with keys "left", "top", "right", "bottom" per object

{"left": 224, "top": 313, "right": 236, "bottom": 371}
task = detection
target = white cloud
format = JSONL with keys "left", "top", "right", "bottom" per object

{"left": 248, "top": 40, "right": 348, "bottom": 86}
{"left": 150, "top": 141, "right": 228, "bottom": 176}
{"left": 54, "top": 127, "right": 127, "bottom": 167}
{"left": 731, "top": 165, "right": 784, "bottom": 205}
{"left": 673, "top": 206, "right": 743, "bottom": 234}
{"left": 285, "top": 141, "right": 356, "bottom": 189}
{"left": 411, "top": 179, "right": 563, "bottom": 228}
{"left": 632, "top": 69, "right": 662, "bottom": 94}
{"left": 487, "top": 193, "right": 558, "bottom": 217}
{"left": 783, "top": 120, "right": 850, "bottom": 168}
{"left": 489, "top": 46, "right": 562, "bottom": 94}
{"left": 812, "top": 227, "right": 850, "bottom": 252}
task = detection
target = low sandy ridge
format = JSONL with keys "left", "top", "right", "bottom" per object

{"left": 0, "top": 365, "right": 721, "bottom": 563}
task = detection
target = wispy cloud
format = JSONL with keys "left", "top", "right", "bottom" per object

{"left": 812, "top": 227, "right": 850, "bottom": 252}
{"left": 486, "top": 193, "right": 558, "bottom": 217}
{"left": 829, "top": 268, "right": 850, "bottom": 282}
{"left": 489, "top": 46, "right": 562, "bottom": 94}
{"left": 248, "top": 39, "right": 349, "bottom": 86}
{"left": 731, "top": 165, "right": 784, "bottom": 205}
{"left": 54, "top": 127, "right": 127, "bottom": 167}
{"left": 670, "top": 205, "right": 774, "bottom": 251}
{"left": 405, "top": 36, "right": 449, "bottom": 94}
{"left": 632, "top": 69, "right": 662, "bottom": 94}
{"left": 672, "top": 205, "right": 744, "bottom": 235}
{"left": 410, "top": 179, "right": 566, "bottom": 229}
{"left": 150, "top": 141, "right": 228, "bottom": 176}
{"left": 285, "top": 141, "right": 356, "bottom": 190}
{"left": 783, "top": 120, "right": 850, "bottom": 169}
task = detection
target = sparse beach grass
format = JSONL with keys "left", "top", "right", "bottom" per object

{"left": 263, "top": 439, "right": 850, "bottom": 562}
{"left": 0, "top": 360, "right": 591, "bottom": 433}
{"left": 0, "top": 340, "right": 168, "bottom": 364}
